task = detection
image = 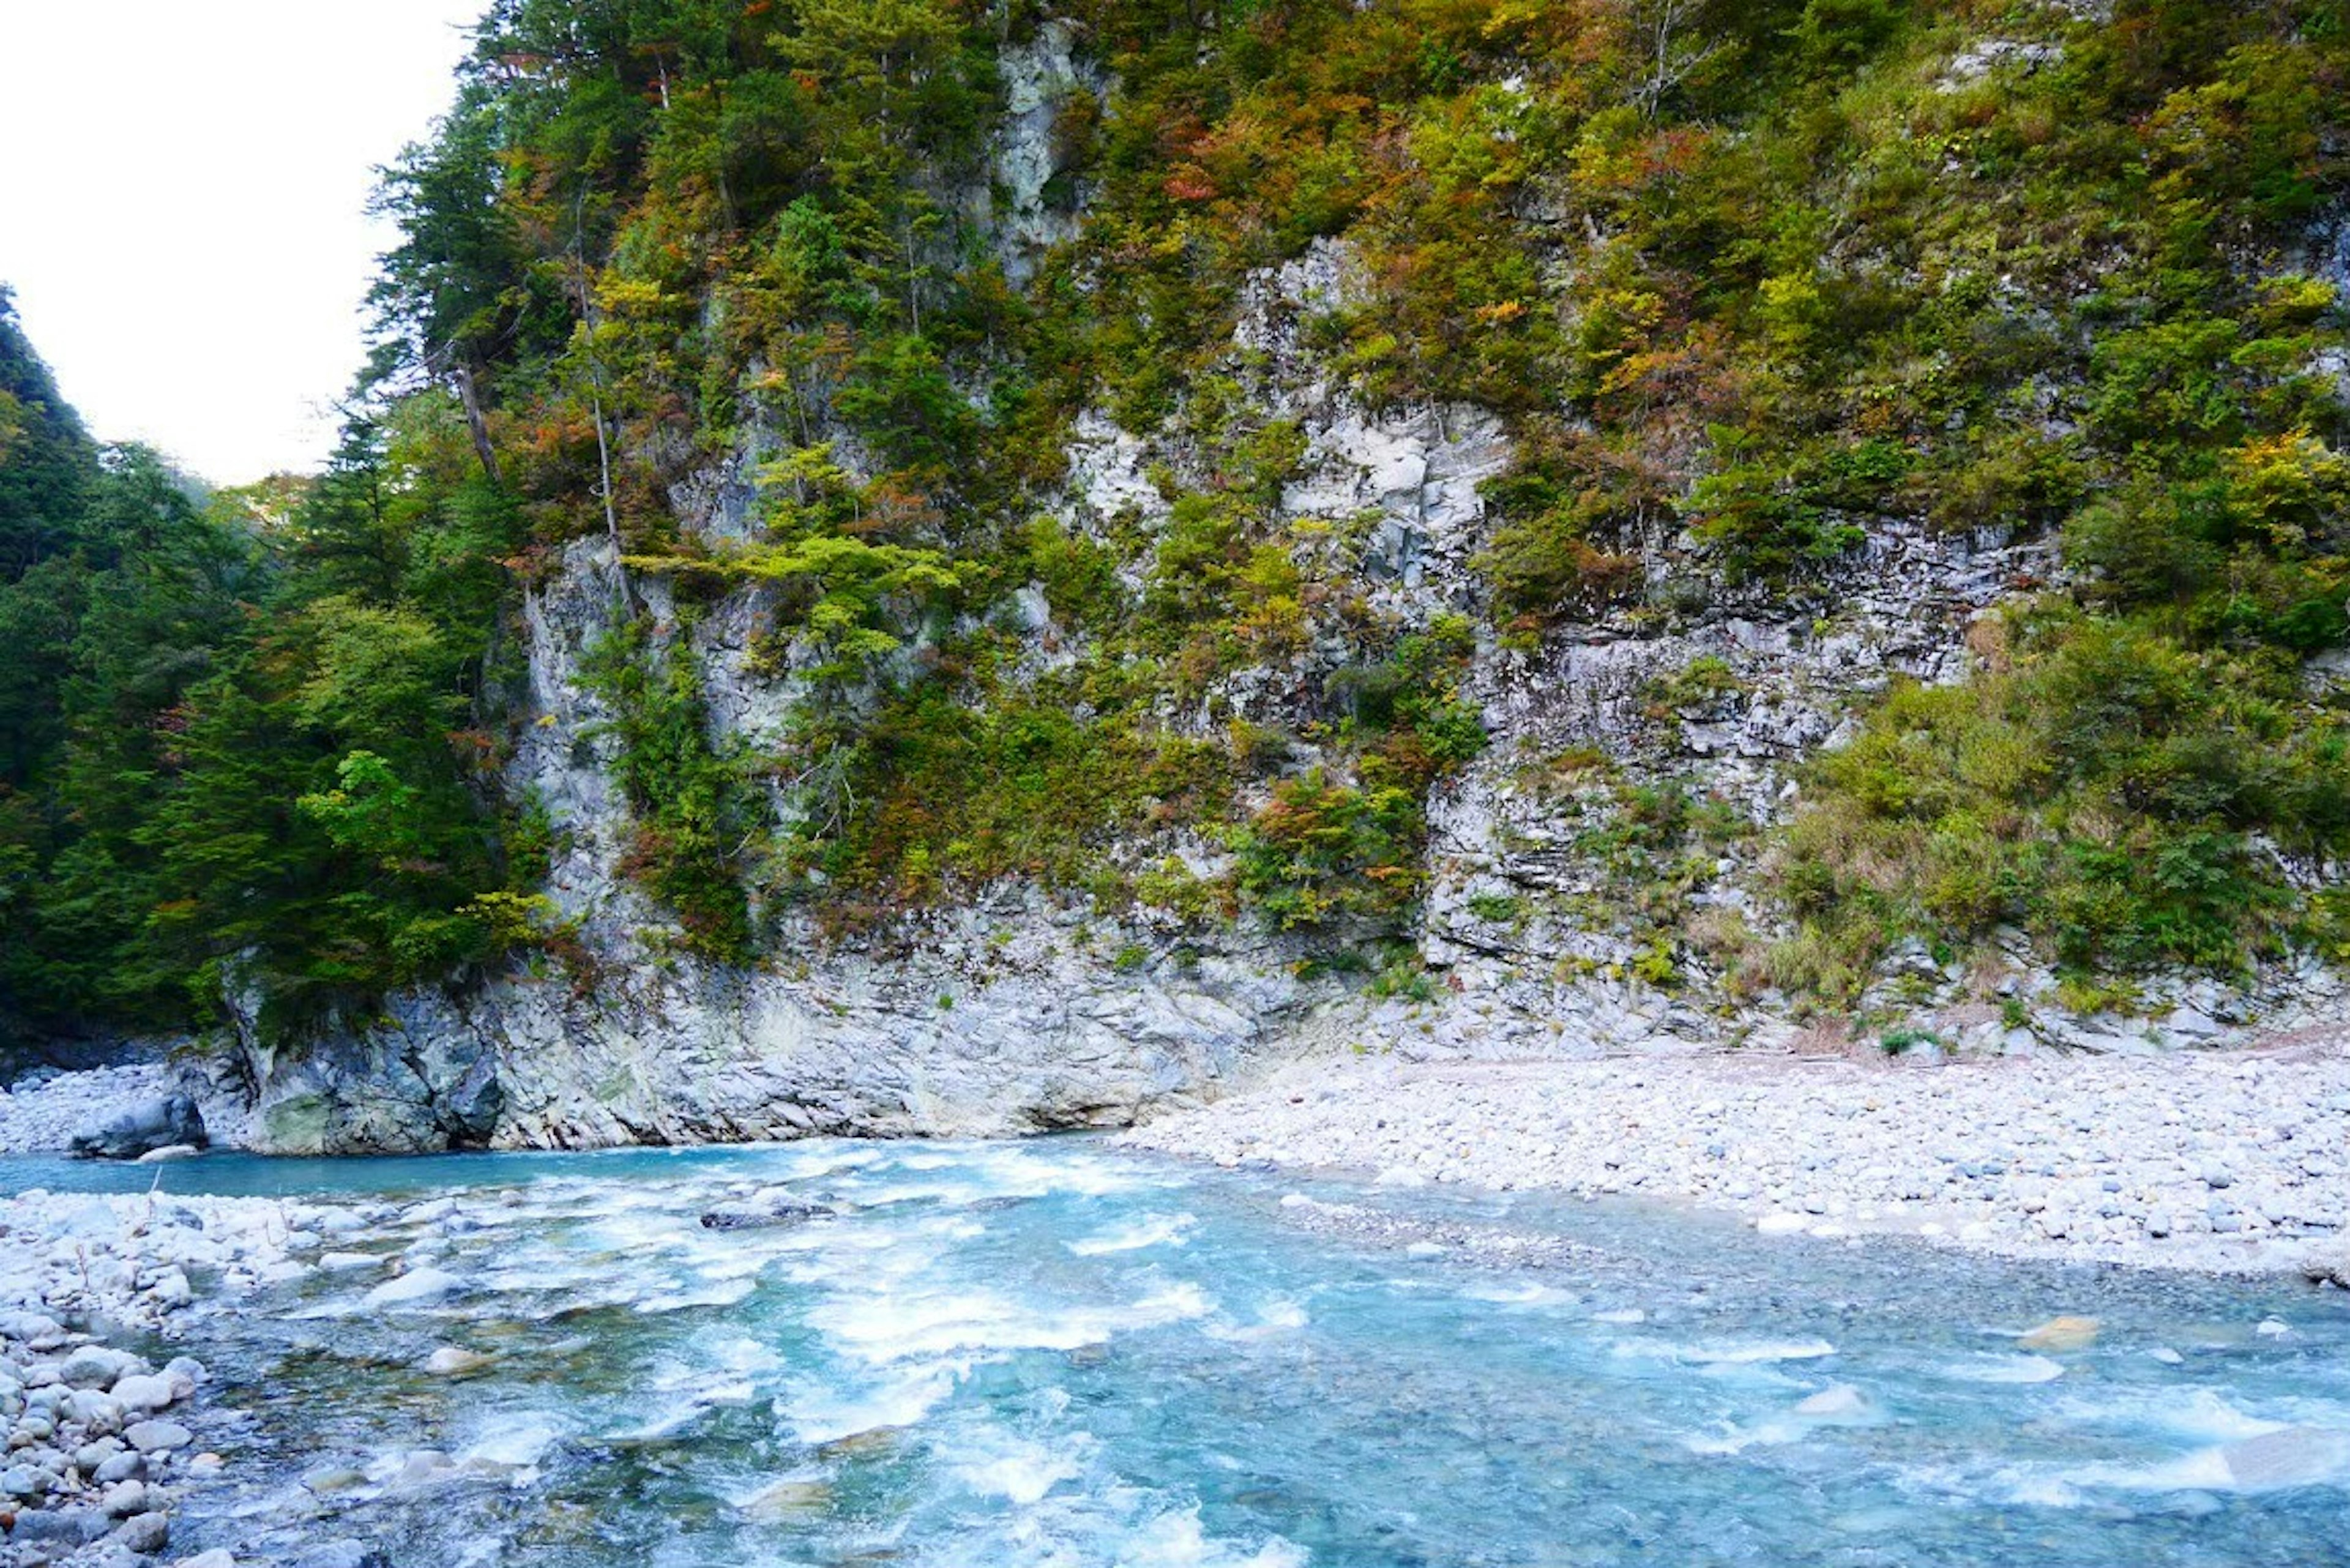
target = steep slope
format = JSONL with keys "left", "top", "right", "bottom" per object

{"left": 7, "top": 1, "right": 2350, "bottom": 1148}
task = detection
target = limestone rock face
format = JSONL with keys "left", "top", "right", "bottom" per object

{"left": 231, "top": 890, "right": 1315, "bottom": 1154}
{"left": 985, "top": 20, "right": 1098, "bottom": 285}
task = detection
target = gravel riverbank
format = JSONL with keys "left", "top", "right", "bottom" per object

{"left": 0, "top": 1185, "right": 327, "bottom": 1567}
{"left": 1126, "top": 1040, "right": 2350, "bottom": 1276}
{"left": 0, "top": 1070, "right": 251, "bottom": 1162}
{"left": 0, "top": 1070, "right": 184, "bottom": 1158}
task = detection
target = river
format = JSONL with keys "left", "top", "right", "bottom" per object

{"left": 9, "top": 1138, "right": 2346, "bottom": 1566}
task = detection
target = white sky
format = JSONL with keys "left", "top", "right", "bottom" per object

{"left": 0, "top": 1, "right": 485, "bottom": 485}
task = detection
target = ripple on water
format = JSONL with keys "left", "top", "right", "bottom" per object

{"left": 1067, "top": 1211, "right": 1196, "bottom": 1256}
{"left": 1936, "top": 1351, "right": 2068, "bottom": 1384}
{"left": 1205, "top": 1297, "right": 1310, "bottom": 1343}
{"left": 807, "top": 1280, "right": 1217, "bottom": 1362}
{"left": 1613, "top": 1335, "right": 1840, "bottom": 1367}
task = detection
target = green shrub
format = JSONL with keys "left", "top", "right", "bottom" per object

{"left": 1465, "top": 892, "right": 1528, "bottom": 923}
{"left": 1771, "top": 610, "right": 2349, "bottom": 999}
{"left": 1229, "top": 768, "right": 1425, "bottom": 931}
{"left": 580, "top": 621, "right": 761, "bottom": 962}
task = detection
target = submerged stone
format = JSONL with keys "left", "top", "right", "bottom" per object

{"left": 422, "top": 1347, "right": 494, "bottom": 1378}
{"left": 302, "top": 1465, "right": 367, "bottom": 1495}
{"left": 740, "top": 1477, "right": 834, "bottom": 1520}
{"left": 698, "top": 1199, "right": 830, "bottom": 1231}
{"left": 2018, "top": 1315, "right": 2100, "bottom": 1351}
{"left": 2221, "top": 1427, "right": 2350, "bottom": 1491}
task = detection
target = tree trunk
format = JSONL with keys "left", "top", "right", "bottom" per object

{"left": 452, "top": 360, "right": 504, "bottom": 488}
{"left": 591, "top": 388, "right": 619, "bottom": 548}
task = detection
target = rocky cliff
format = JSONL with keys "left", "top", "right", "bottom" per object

{"left": 231, "top": 226, "right": 2345, "bottom": 1153}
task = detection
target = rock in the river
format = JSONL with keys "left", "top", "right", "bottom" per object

{"left": 94, "top": 1451, "right": 144, "bottom": 1484}
{"left": 740, "top": 1476, "right": 835, "bottom": 1519}
{"left": 59, "top": 1346, "right": 147, "bottom": 1390}
{"left": 360, "top": 1266, "right": 462, "bottom": 1309}
{"left": 423, "top": 1346, "right": 494, "bottom": 1377}
{"left": 135, "top": 1143, "right": 203, "bottom": 1164}
{"left": 65, "top": 1388, "right": 129, "bottom": 1435}
{"left": 293, "top": 1542, "right": 390, "bottom": 1568}
{"left": 699, "top": 1198, "right": 832, "bottom": 1231}
{"left": 124, "top": 1419, "right": 191, "bottom": 1453}
{"left": 389, "top": 1448, "right": 460, "bottom": 1487}
{"left": 300, "top": 1465, "right": 367, "bottom": 1496}
{"left": 69, "top": 1094, "right": 207, "bottom": 1161}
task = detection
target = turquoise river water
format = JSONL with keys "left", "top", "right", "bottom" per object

{"left": 7, "top": 1138, "right": 2348, "bottom": 1567}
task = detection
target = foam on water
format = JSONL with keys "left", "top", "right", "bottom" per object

{"left": 949, "top": 1425, "right": 1092, "bottom": 1504}
{"left": 809, "top": 1280, "right": 1215, "bottom": 1362}
{"left": 1454, "top": 1280, "right": 1575, "bottom": 1307}
{"left": 636, "top": 1276, "right": 758, "bottom": 1314}
{"left": 703, "top": 1333, "right": 788, "bottom": 1376}
{"left": 780, "top": 1362, "right": 966, "bottom": 1444}
{"left": 1069, "top": 1212, "right": 1196, "bottom": 1256}
{"left": 959, "top": 1144, "right": 1174, "bottom": 1200}
{"left": 1937, "top": 1352, "right": 2067, "bottom": 1384}
{"left": 2082, "top": 1451, "right": 2237, "bottom": 1494}
{"left": 772, "top": 1143, "right": 889, "bottom": 1182}
{"left": 2056, "top": 1386, "right": 2296, "bottom": 1443}
{"left": 1206, "top": 1296, "right": 1310, "bottom": 1342}
{"left": 2029, "top": 1423, "right": 2350, "bottom": 1500}
{"left": 460, "top": 1411, "right": 566, "bottom": 1469}
{"left": 1119, "top": 1507, "right": 1310, "bottom": 1568}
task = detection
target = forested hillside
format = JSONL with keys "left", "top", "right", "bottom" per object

{"left": 0, "top": 293, "right": 545, "bottom": 1043}
{"left": 5, "top": 0, "right": 2349, "bottom": 1054}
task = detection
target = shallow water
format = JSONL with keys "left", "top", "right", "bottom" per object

{"left": 12, "top": 1140, "right": 2350, "bottom": 1566}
